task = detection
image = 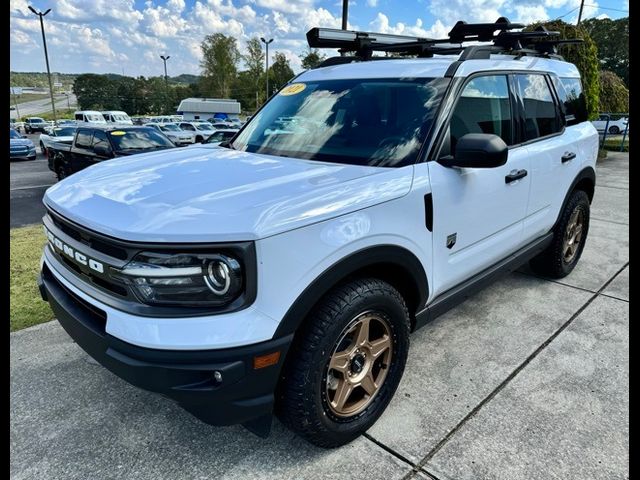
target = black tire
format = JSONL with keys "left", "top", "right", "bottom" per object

{"left": 195, "top": 135, "right": 203, "bottom": 143}
{"left": 529, "top": 190, "right": 590, "bottom": 279}
{"left": 276, "top": 278, "right": 410, "bottom": 448}
{"left": 55, "top": 162, "right": 70, "bottom": 181}
{"left": 609, "top": 125, "right": 620, "bottom": 134}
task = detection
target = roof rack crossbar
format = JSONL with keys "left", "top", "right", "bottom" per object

{"left": 307, "top": 17, "right": 584, "bottom": 67}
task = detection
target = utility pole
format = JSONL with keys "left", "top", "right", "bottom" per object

{"left": 260, "top": 37, "right": 273, "bottom": 100}
{"left": 577, "top": 0, "right": 585, "bottom": 26}
{"left": 28, "top": 6, "right": 57, "bottom": 123}
{"left": 256, "top": 91, "right": 259, "bottom": 110}
{"left": 341, "top": 0, "right": 349, "bottom": 56}
{"left": 160, "top": 55, "right": 170, "bottom": 114}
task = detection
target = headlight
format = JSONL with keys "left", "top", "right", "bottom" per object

{"left": 111, "top": 252, "right": 244, "bottom": 307}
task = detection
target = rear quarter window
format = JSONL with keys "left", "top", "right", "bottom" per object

{"left": 552, "top": 77, "right": 588, "bottom": 126}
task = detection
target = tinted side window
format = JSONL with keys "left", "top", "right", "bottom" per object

{"left": 92, "top": 130, "right": 110, "bottom": 151}
{"left": 516, "top": 74, "right": 561, "bottom": 140}
{"left": 75, "top": 129, "right": 93, "bottom": 149}
{"left": 450, "top": 75, "right": 513, "bottom": 153}
{"left": 552, "top": 77, "right": 588, "bottom": 126}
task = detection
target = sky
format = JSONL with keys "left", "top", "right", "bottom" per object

{"left": 9, "top": 0, "right": 629, "bottom": 77}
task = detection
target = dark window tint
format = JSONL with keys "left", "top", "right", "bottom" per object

{"left": 92, "top": 130, "right": 110, "bottom": 151}
{"left": 449, "top": 75, "right": 512, "bottom": 152}
{"left": 232, "top": 78, "right": 449, "bottom": 167}
{"left": 552, "top": 77, "right": 588, "bottom": 126}
{"left": 75, "top": 129, "right": 93, "bottom": 149}
{"left": 516, "top": 74, "right": 561, "bottom": 140}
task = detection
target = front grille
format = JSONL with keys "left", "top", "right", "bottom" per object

{"left": 48, "top": 211, "right": 128, "bottom": 260}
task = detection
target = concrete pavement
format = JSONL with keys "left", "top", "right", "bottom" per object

{"left": 10, "top": 153, "right": 628, "bottom": 480}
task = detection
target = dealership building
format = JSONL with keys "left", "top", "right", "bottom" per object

{"left": 177, "top": 98, "right": 241, "bottom": 121}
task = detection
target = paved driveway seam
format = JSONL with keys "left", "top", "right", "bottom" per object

{"left": 398, "top": 262, "right": 628, "bottom": 480}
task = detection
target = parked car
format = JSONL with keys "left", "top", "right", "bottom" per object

{"left": 591, "top": 114, "right": 629, "bottom": 134}
{"left": 102, "top": 111, "right": 134, "bottom": 125}
{"left": 24, "top": 117, "right": 49, "bottom": 134}
{"left": 56, "top": 119, "right": 76, "bottom": 126}
{"left": 146, "top": 122, "right": 196, "bottom": 145}
{"left": 201, "top": 128, "right": 239, "bottom": 147}
{"left": 178, "top": 121, "right": 216, "bottom": 142}
{"left": 74, "top": 110, "right": 108, "bottom": 125}
{"left": 37, "top": 20, "right": 598, "bottom": 448}
{"left": 10, "top": 128, "right": 36, "bottom": 160}
{"left": 39, "top": 126, "right": 77, "bottom": 154}
{"left": 46, "top": 125, "right": 176, "bottom": 180}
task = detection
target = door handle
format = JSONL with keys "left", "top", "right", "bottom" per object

{"left": 505, "top": 169, "right": 528, "bottom": 184}
{"left": 561, "top": 152, "right": 576, "bottom": 163}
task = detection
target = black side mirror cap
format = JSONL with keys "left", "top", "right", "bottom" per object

{"left": 439, "top": 133, "right": 508, "bottom": 169}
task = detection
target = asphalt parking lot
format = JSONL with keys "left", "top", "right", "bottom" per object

{"left": 10, "top": 133, "right": 57, "bottom": 228}
{"left": 10, "top": 153, "right": 628, "bottom": 480}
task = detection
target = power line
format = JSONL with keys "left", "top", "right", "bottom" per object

{"left": 555, "top": 6, "right": 580, "bottom": 19}
{"left": 583, "top": 4, "right": 629, "bottom": 13}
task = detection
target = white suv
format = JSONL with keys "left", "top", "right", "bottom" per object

{"left": 38, "top": 20, "right": 598, "bottom": 447}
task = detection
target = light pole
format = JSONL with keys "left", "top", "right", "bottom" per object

{"left": 28, "top": 6, "right": 57, "bottom": 123}
{"left": 260, "top": 37, "right": 273, "bottom": 100}
{"left": 160, "top": 55, "right": 170, "bottom": 114}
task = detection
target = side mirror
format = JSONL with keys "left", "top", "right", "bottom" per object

{"left": 94, "top": 144, "right": 113, "bottom": 158}
{"left": 438, "top": 133, "right": 508, "bottom": 169}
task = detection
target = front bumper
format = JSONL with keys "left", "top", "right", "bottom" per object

{"left": 10, "top": 150, "right": 36, "bottom": 160}
{"left": 38, "top": 262, "right": 293, "bottom": 430}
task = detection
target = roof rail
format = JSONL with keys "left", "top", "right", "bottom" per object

{"left": 307, "top": 18, "right": 583, "bottom": 68}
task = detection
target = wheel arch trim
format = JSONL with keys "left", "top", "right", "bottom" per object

{"left": 554, "top": 166, "right": 596, "bottom": 230}
{"left": 272, "top": 245, "right": 429, "bottom": 338}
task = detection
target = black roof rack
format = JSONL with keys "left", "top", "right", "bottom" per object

{"left": 308, "top": 18, "right": 583, "bottom": 69}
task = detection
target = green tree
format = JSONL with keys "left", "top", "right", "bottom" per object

{"left": 243, "top": 37, "right": 266, "bottom": 108}
{"left": 200, "top": 33, "right": 240, "bottom": 98}
{"left": 525, "top": 20, "right": 599, "bottom": 119}
{"left": 73, "top": 74, "right": 119, "bottom": 110}
{"left": 299, "top": 48, "right": 326, "bottom": 70}
{"left": 269, "top": 52, "right": 295, "bottom": 93}
{"left": 582, "top": 17, "right": 629, "bottom": 87}
{"left": 599, "top": 70, "right": 629, "bottom": 113}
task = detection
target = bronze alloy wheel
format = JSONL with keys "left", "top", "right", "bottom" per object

{"left": 562, "top": 207, "right": 585, "bottom": 264}
{"left": 325, "top": 311, "right": 393, "bottom": 418}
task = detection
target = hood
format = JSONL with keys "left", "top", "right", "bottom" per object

{"left": 43, "top": 148, "right": 412, "bottom": 242}
{"left": 10, "top": 138, "right": 34, "bottom": 147}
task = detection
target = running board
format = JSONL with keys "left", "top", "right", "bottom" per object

{"left": 414, "top": 232, "right": 553, "bottom": 330}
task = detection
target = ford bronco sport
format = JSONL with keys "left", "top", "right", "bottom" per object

{"left": 38, "top": 19, "right": 597, "bottom": 447}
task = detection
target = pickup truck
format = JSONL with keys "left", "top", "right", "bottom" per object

{"left": 47, "top": 125, "right": 176, "bottom": 180}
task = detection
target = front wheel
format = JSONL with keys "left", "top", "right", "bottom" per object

{"left": 277, "top": 278, "right": 410, "bottom": 448}
{"left": 55, "top": 162, "right": 70, "bottom": 181}
{"left": 609, "top": 125, "right": 620, "bottom": 134}
{"left": 529, "top": 190, "right": 590, "bottom": 278}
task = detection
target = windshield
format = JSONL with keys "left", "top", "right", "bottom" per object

{"left": 194, "top": 122, "right": 213, "bottom": 131}
{"left": 232, "top": 78, "right": 448, "bottom": 167}
{"left": 160, "top": 124, "right": 181, "bottom": 132}
{"left": 108, "top": 129, "right": 175, "bottom": 152}
{"left": 53, "top": 127, "right": 76, "bottom": 137}
{"left": 31, "top": 118, "right": 45, "bottom": 123}
{"left": 10, "top": 129, "right": 21, "bottom": 139}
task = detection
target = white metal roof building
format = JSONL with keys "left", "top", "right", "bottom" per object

{"left": 176, "top": 98, "right": 241, "bottom": 121}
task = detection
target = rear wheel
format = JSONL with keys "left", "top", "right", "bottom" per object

{"left": 609, "top": 125, "right": 620, "bottom": 134}
{"left": 529, "top": 190, "right": 590, "bottom": 278}
{"left": 195, "top": 135, "right": 203, "bottom": 143}
{"left": 277, "top": 278, "right": 410, "bottom": 448}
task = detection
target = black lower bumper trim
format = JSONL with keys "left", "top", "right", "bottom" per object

{"left": 40, "top": 262, "right": 293, "bottom": 428}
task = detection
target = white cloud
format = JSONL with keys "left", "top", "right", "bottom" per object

{"left": 367, "top": 0, "right": 378, "bottom": 6}
{"left": 512, "top": 5, "right": 549, "bottom": 24}
{"left": 9, "top": 0, "right": 29, "bottom": 15}
{"left": 369, "top": 13, "right": 444, "bottom": 38}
